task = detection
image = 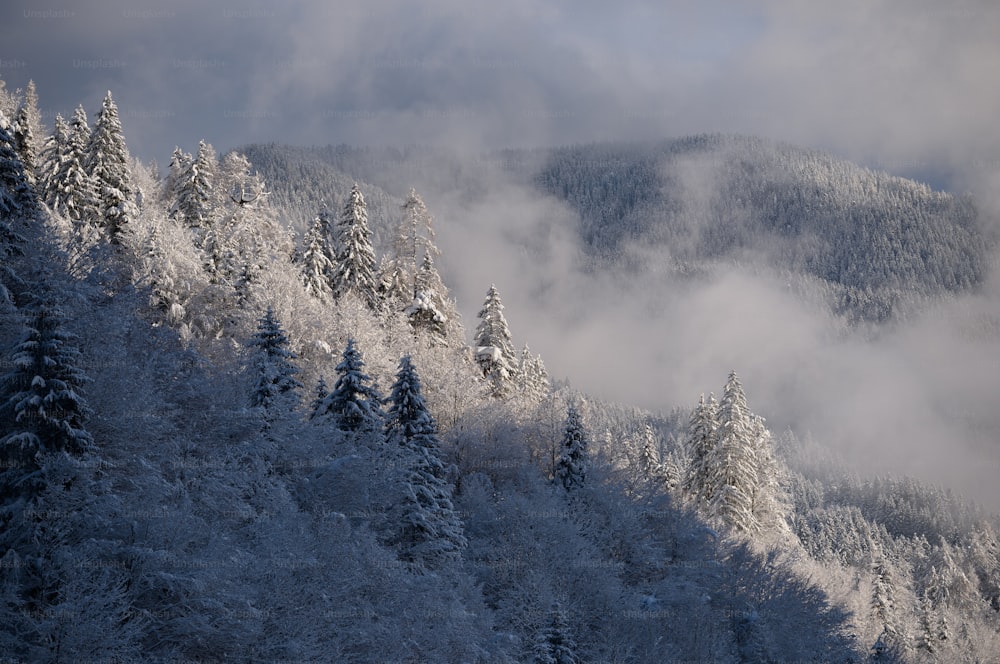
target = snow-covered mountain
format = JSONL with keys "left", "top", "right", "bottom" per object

{"left": 2, "top": 80, "right": 999, "bottom": 662}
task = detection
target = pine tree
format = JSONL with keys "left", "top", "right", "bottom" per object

{"left": 0, "top": 305, "right": 93, "bottom": 504}
{"left": 682, "top": 393, "right": 719, "bottom": 503}
{"left": 308, "top": 377, "right": 329, "bottom": 421}
{"left": 0, "top": 111, "right": 39, "bottom": 223}
{"left": 12, "top": 105, "right": 36, "bottom": 185}
{"left": 474, "top": 284, "right": 518, "bottom": 397}
{"left": 555, "top": 404, "right": 588, "bottom": 491}
{"left": 708, "top": 372, "right": 760, "bottom": 533}
{"left": 248, "top": 307, "right": 302, "bottom": 425}
{"left": 313, "top": 338, "right": 383, "bottom": 433}
{"left": 330, "top": 183, "right": 379, "bottom": 308}
{"left": 517, "top": 344, "right": 551, "bottom": 403}
{"left": 87, "top": 90, "right": 135, "bottom": 243}
{"left": 384, "top": 355, "right": 466, "bottom": 566}
{"left": 11, "top": 81, "right": 42, "bottom": 187}
{"left": 871, "top": 557, "right": 900, "bottom": 642}
{"left": 38, "top": 113, "right": 68, "bottom": 207}
{"left": 299, "top": 208, "right": 336, "bottom": 301}
{"left": 405, "top": 252, "right": 453, "bottom": 340}
{"left": 170, "top": 140, "right": 215, "bottom": 232}
{"left": 917, "top": 593, "right": 936, "bottom": 653}
{"left": 0, "top": 114, "right": 30, "bottom": 302}
{"left": 50, "top": 105, "right": 99, "bottom": 228}
{"left": 532, "top": 601, "right": 580, "bottom": 664}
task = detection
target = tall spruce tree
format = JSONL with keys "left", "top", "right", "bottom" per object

{"left": 0, "top": 305, "right": 93, "bottom": 504}
{"left": 708, "top": 372, "right": 760, "bottom": 533}
{"left": 170, "top": 140, "right": 215, "bottom": 232}
{"left": 313, "top": 338, "right": 383, "bottom": 433}
{"left": 38, "top": 114, "right": 68, "bottom": 208}
{"left": 299, "top": 206, "right": 336, "bottom": 301}
{"left": 405, "top": 252, "right": 453, "bottom": 340}
{"left": 51, "top": 105, "right": 99, "bottom": 228}
{"left": 474, "top": 284, "right": 518, "bottom": 397}
{"left": 12, "top": 105, "right": 36, "bottom": 186}
{"left": 384, "top": 355, "right": 466, "bottom": 566}
{"left": 87, "top": 91, "right": 135, "bottom": 243}
{"left": 248, "top": 307, "right": 302, "bottom": 425}
{"left": 555, "top": 404, "right": 588, "bottom": 492}
{"left": 330, "top": 183, "right": 378, "bottom": 308}
{"left": 682, "top": 393, "right": 718, "bottom": 503}
{"left": 0, "top": 111, "right": 40, "bottom": 224}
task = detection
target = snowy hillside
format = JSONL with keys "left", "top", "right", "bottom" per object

{"left": 1, "top": 80, "right": 999, "bottom": 662}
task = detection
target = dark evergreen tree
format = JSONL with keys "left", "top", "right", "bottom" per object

{"left": 0, "top": 305, "right": 93, "bottom": 504}
{"left": 330, "top": 183, "right": 378, "bottom": 308}
{"left": 383, "top": 355, "right": 466, "bottom": 566}
{"left": 313, "top": 338, "right": 383, "bottom": 433}
{"left": 0, "top": 112, "right": 39, "bottom": 223}
{"left": 0, "top": 114, "right": 29, "bottom": 299}
{"left": 555, "top": 404, "right": 588, "bottom": 491}
{"left": 308, "top": 376, "right": 329, "bottom": 421}
{"left": 532, "top": 601, "right": 580, "bottom": 664}
{"left": 248, "top": 307, "right": 302, "bottom": 424}
{"left": 12, "top": 105, "right": 36, "bottom": 186}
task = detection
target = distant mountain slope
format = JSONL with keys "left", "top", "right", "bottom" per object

{"left": 241, "top": 136, "right": 992, "bottom": 322}
{"left": 533, "top": 135, "right": 989, "bottom": 320}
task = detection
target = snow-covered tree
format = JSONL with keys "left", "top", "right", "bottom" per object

{"left": 517, "top": 344, "right": 551, "bottom": 404}
{"left": 383, "top": 355, "right": 467, "bottom": 567}
{"left": 555, "top": 404, "right": 588, "bottom": 491}
{"left": 0, "top": 112, "right": 39, "bottom": 223}
{"left": 474, "top": 284, "right": 518, "bottom": 397}
{"left": 87, "top": 90, "right": 136, "bottom": 243}
{"left": 330, "top": 183, "right": 379, "bottom": 308}
{"left": 313, "top": 338, "right": 383, "bottom": 433}
{"left": 405, "top": 252, "right": 453, "bottom": 340}
{"left": 532, "top": 601, "right": 580, "bottom": 664}
{"left": 38, "top": 113, "right": 68, "bottom": 208}
{"left": 381, "top": 188, "right": 442, "bottom": 305}
{"left": 0, "top": 305, "right": 93, "bottom": 503}
{"left": 871, "top": 556, "right": 901, "bottom": 645}
{"left": 248, "top": 307, "right": 302, "bottom": 424}
{"left": 308, "top": 376, "right": 329, "bottom": 420}
{"left": 682, "top": 393, "right": 718, "bottom": 503}
{"left": 299, "top": 206, "right": 336, "bottom": 301}
{"left": 708, "top": 372, "right": 761, "bottom": 533}
{"left": 50, "top": 105, "right": 99, "bottom": 229}
{"left": 170, "top": 140, "right": 215, "bottom": 233}
{"left": 12, "top": 105, "right": 36, "bottom": 186}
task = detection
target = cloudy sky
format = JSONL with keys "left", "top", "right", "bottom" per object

{"left": 2, "top": 0, "right": 998, "bottom": 184}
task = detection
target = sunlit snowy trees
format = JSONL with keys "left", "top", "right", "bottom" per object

{"left": 299, "top": 205, "right": 335, "bottom": 301}
{"left": 474, "top": 284, "right": 518, "bottom": 397}
{"left": 87, "top": 91, "right": 135, "bottom": 243}
{"left": 330, "top": 183, "right": 379, "bottom": 308}
{"left": 682, "top": 374, "right": 787, "bottom": 534}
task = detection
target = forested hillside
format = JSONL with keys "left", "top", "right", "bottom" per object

{"left": 1, "top": 79, "right": 999, "bottom": 662}
{"left": 243, "top": 137, "right": 992, "bottom": 325}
